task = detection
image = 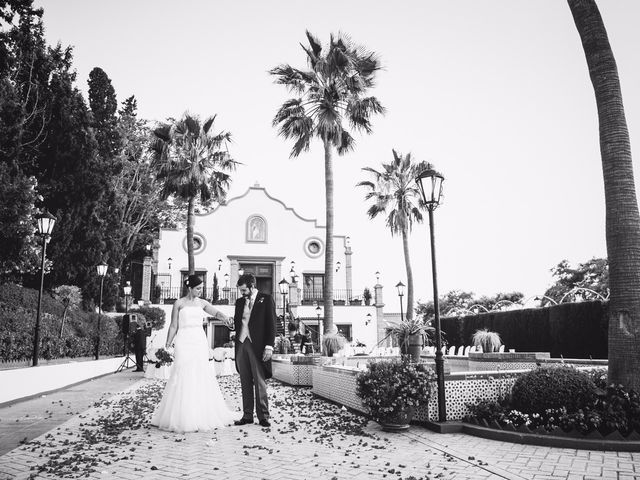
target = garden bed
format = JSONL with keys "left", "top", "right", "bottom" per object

{"left": 462, "top": 418, "right": 640, "bottom": 451}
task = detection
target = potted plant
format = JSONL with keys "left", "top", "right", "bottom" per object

{"left": 356, "top": 356, "right": 436, "bottom": 431}
{"left": 363, "top": 287, "right": 372, "bottom": 306}
{"left": 322, "top": 326, "right": 347, "bottom": 357}
{"left": 389, "top": 316, "right": 433, "bottom": 362}
{"left": 472, "top": 328, "right": 502, "bottom": 353}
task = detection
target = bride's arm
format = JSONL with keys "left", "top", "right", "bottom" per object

{"left": 165, "top": 301, "right": 180, "bottom": 348}
{"left": 201, "top": 300, "right": 234, "bottom": 328}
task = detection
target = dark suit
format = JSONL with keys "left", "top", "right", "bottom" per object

{"left": 133, "top": 327, "right": 146, "bottom": 371}
{"left": 233, "top": 292, "right": 276, "bottom": 421}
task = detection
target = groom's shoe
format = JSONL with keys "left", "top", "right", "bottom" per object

{"left": 234, "top": 417, "right": 254, "bottom": 426}
{"left": 258, "top": 419, "right": 271, "bottom": 428}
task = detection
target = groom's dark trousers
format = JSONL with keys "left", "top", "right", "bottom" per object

{"left": 234, "top": 293, "right": 276, "bottom": 422}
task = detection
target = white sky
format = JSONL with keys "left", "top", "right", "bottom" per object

{"left": 35, "top": 0, "right": 640, "bottom": 304}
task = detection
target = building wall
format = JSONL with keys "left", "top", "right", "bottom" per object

{"left": 156, "top": 184, "right": 350, "bottom": 294}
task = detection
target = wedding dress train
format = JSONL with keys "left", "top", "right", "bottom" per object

{"left": 151, "top": 306, "right": 235, "bottom": 432}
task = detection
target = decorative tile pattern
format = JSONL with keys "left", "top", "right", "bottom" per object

{"left": 272, "top": 361, "right": 314, "bottom": 386}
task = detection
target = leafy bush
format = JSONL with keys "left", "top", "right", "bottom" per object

{"left": 466, "top": 367, "right": 640, "bottom": 436}
{"left": 356, "top": 357, "right": 436, "bottom": 421}
{"left": 322, "top": 332, "right": 346, "bottom": 357}
{"left": 511, "top": 366, "right": 598, "bottom": 414}
{"left": 134, "top": 306, "right": 166, "bottom": 331}
{"left": 0, "top": 283, "right": 120, "bottom": 361}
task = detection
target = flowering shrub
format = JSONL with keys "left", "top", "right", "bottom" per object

{"left": 466, "top": 368, "right": 640, "bottom": 436}
{"left": 356, "top": 357, "right": 436, "bottom": 421}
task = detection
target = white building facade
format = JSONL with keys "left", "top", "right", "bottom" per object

{"left": 146, "top": 184, "right": 387, "bottom": 350}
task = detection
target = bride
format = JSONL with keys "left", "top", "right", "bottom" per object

{"left": 151, "top": 275, "right": 236, "bottom": 432}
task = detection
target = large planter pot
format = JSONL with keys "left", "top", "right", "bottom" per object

{"left": 379, "top": 407, "right": 415, "bottom": 432}
{"left": 400, "top": 334, "right": 423, "bottom": 362}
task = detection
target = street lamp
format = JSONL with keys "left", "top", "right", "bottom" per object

{"left": 224, "top": 273, "right": 229, "bottom": 288}
{"left": 375, "top": 271, "right": 380, "bottom": 284}
{"left": 365, "top": 312, "right": 372, "bottom": 326}
{"left": 123, "top": 282, "right": 132, "bottom": 355}
{"left": 32, "top": 211, "right": 56, "bottom": 367}
{"left": 279, "top": 278, "right": 289, "bottom": 331}
{"left": 395, "top": 281, "right": 405, "bottom": 322}
{"left": 315, "top": 305, "right": 323, "bottom": 351}
{"left": 335, "top": 261, "right": 341, "bottom": 272}
{"left": 218, "top": 258, "right": 222, "bottom": 271}
{"left": 416, "top": 165, "right": 446, "bottom": 422}
{"left": 96, "top": 262, "right": 108, "bottom": 360}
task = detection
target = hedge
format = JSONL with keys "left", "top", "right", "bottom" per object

{"left": 440, "top": 301, "right": 608, "bottom": 359}
{"left": 0, "top": 283, "right": 121, "bottom": 362}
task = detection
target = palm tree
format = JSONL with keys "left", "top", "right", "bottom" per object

{"left": 357, "top": 150, "right": 427, "bottom": 321}
{"left": 568, "top": 0, "right": 640, "bottom": 391}
{"left": 270, "top": 31, "right": 384, "bottom": 333}
{"left": 150, "top": 113, "right": 236, "bottom": 275}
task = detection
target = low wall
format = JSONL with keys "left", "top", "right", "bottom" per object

{"left": 1, "top": 356, "right": 124, "bottom": 405}
{"left": 310, "top": 358, "right": 608, "bottom": 422}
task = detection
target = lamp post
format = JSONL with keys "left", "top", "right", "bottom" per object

{"left": 96, "top": 262, "right": 108, "bottom": 360}
{"left": 395, "top": 281, "right": 405, "bottom": 322}
{"left": 32, "top": 211, "right": 56, "bottom": 367}
{"left": 416, "top": 165, "right": 446, "bottom": 422}
{"left": 315, "top": 305, "right": 323, "bottom": 351}
{"left": 123, "top": 282, "right": 132, "bottom": 355}
{"left": 375, "top": 271, "right": 380, "bottom": 284}
{"left": 365, "top": 312, "right": 372, "bottom": 326}
{"left": 279, "top": 278, "right": 289, "bottom": 332}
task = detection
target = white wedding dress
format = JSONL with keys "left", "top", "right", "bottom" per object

{"left": 151, "top": 305, "right": 235, "bottom": 432}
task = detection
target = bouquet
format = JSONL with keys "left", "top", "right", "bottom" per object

{"left": 154, "top": 347, "right": 174, "bottom": 368}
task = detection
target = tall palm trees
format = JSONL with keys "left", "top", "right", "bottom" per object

{"left": 568, "top": 0, "right": 640, "bottom": 391}
{"left": 358, "top": 150, "right": 427, "bottom": 321}
{"left": 270, "top": 31, "right": 384, "bottom": 332}
{"left": 150, "top": 113, "right": 236, "bottom": 275}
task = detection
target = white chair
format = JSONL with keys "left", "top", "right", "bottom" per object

{"left": 447, "top": 346, "right": 456, "bottom": 355}
{"left": 463, "top": 346, "right": 471, "bottom": 356}
{"left": 499, "top": 345, "right": 505, "bottom": 353}
{"left": 457, "top": 346, "right": 465, "bottom": 356}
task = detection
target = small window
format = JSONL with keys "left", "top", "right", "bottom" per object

{"left": 303, "top": 237, "right": 324, "bottom": 258}
{"left": 182, "top": 233, "right": 206, "bottom": 255}
{"left": 336, "top": 324, "right": 352, "bottom": 342}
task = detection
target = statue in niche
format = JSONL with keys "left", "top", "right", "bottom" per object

{"left": 247, "top": 216, "right": 266, "bottom": 242}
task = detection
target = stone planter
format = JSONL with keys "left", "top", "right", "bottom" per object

{"left": 379, "top": 407, "right": 415, "bottom": 432}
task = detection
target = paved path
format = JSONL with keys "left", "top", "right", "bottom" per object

{"left": 0, "top": 372, "right": 638, "bottom": 479}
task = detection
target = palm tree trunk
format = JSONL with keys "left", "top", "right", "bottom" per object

{"left": 402, "top": 227, "right": 414, "bottom": 320}
{"left": 568, "top": 0, "right": 640, "bottom": 391}
{"left": 187, "top": 196, "right": 195, "bottom": 275}
{"left": 58, "top": 306, "right": 68, "bottom": 338}
{"left": 323, "top": 139, "right": 334, "bottom": 333}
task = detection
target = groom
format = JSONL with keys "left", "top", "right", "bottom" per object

{"left": 233, "top": 273, "right": 276, "bottom": 427}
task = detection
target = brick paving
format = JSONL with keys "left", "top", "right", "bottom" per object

{"left": 0, "top": 373, "right": 638, "bottom": 480}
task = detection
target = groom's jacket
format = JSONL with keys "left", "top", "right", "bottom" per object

{"left": 233, "top": 292, "right": 277, "bottom": 377}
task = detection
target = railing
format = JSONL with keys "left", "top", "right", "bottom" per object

{"left": 158, "top": 286, "right": 368, "bottom": 305}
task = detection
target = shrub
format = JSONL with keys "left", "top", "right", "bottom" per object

{"left": 356, "top": 357, "right": 437, "bottom": 421}
{"left": 135, "top": 306, "right": 166, "bottom": 331}
{"left": 472, "top": 328, "right": 502, "bottom": 353}
{"left": 322, "top": 332, "right": 347, "bottom": 357}
{"left": 511, "top": 366, "right": 598, "bottom": 414}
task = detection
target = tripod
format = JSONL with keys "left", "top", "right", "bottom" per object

{"left": 116, "top": 336, "right": 136, "bottom": 373}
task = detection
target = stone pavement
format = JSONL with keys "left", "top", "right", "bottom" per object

{"left": 0, "top": 372, "right": 638, "bottom": 480}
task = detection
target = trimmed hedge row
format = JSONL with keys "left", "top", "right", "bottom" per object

{"left": 441, "top": 301, "right": 607, "bottom": 358}
{"left": 0, "top": 283, "right": 121, "bottom": 361}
